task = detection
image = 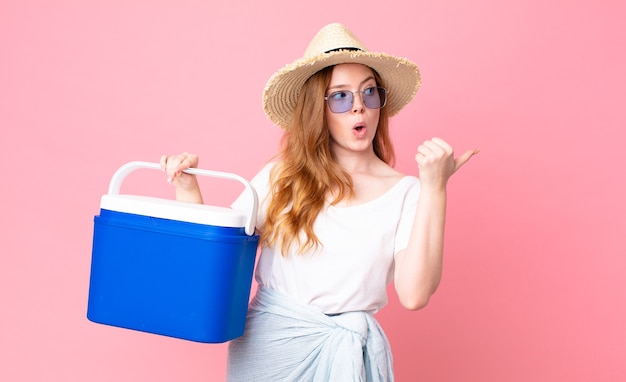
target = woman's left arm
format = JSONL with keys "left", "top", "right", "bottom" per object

{"left": 394, "top": 138, "right": 478, "bottom": 310}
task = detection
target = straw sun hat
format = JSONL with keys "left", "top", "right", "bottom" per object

{"left": 262, "top": 23, "right": 421, "bottom": 129}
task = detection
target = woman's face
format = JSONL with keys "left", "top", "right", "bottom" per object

{"left": 325, "top": 63, "right": 380, "bottom": 157}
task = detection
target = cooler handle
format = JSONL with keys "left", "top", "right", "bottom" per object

{"left": 107, "top": 161, "right": 258, "bottom": 236}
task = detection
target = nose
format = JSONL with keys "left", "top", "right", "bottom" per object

{"left": 352, "top": 92, "right": 365, "bottom": 113}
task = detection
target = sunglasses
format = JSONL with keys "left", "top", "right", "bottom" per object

{"left": 324, "top": 86, "right": 388, "bottom": 113}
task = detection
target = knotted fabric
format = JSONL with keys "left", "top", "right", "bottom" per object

{"left": 227, "top": 286, "right": 394, "bottom": 381}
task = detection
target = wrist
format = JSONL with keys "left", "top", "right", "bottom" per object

{"left": 419, "top": 180, "right": 447, "bottom": 194}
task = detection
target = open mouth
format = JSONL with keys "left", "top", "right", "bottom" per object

{"left": 354, "top": 123, "right": 365, "bottom": 131}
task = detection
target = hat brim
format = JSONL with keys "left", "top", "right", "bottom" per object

{"left": 262, "top": 50, "right": 421, "bottom": 129}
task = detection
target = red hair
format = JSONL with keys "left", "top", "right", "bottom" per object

{"left": 261, "top": 66, "right": 394, "bottom": 254}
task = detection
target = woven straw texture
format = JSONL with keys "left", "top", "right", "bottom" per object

{"left": 262, "top": 23, "right": 421, "bottom": 129}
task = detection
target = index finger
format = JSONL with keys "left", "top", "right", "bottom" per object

{"left": 430, "top": 137, "right": 453, "bottom": 153}
{"left": 160, "top": 154, "right": 168, "bottom": 170}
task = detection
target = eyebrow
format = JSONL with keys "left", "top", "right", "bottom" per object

{"left": 327, "top": 75, "right": 376, "bottom": 91}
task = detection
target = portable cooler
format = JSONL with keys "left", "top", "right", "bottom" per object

{"left": 87, "top": 161, "right": 259, "bottom": 343}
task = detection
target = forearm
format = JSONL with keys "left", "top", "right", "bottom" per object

{"left": 161, "top": 152, "right": 203, "bottom": 204}
{"left": 394, "top": 186, "right": 447, "bottom": 310}
{"left": 175, "top": 181, "right": 204, "bottom": 204}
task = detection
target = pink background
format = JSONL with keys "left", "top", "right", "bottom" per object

{"left": 1, "top": 0, "right": 625, "bottom": 381}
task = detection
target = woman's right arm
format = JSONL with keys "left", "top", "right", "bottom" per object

{"left": 160, "top": 152, "right": 204, "bottom": 204}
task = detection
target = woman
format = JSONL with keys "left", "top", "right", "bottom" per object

{"left": 161, "top": 23, "right": 477, "bottom": 381}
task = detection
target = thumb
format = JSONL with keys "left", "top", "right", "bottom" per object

{"left": 454, "top": 149, "right": 480, "bottom": 173}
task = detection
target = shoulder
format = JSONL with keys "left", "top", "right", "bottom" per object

{"left": 367, "top": 161, "right": 412, "bottom": 190}
{"left": 249, "top": 162, "right": 276, "bottom": 185}
{"left": 374, "top": 161, "right": 419, "bottom": 190}
{"left": 378, "top": 166, "right": 420, "bottom": 202}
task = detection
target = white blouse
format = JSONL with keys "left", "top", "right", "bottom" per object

{"left": 232, "top": 163, "right": 421, "bottom": 314}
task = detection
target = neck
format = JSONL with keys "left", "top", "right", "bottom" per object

{"left": 331, "top": 148, "right": 379, "bottom": 174}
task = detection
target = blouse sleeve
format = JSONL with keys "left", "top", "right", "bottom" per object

{"left": 230, "top": 162, "right": 275, "bottom": 230}
{"left": 393, "top": 177, "right": 421, "bottom": 256}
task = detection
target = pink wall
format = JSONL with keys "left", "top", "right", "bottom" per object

{"left": 1, "top": 0, "right": 625, "bottom": 380}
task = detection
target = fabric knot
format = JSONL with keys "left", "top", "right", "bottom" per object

{"left": 330, "top": 311, "right": 369, "bottom": 347}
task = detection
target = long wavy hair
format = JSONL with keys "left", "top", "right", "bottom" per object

{"left": 261, "top": 65, "right": 395, "bottom": 255}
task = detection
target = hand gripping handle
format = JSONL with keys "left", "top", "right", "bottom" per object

{"left": 107, "top": 161, "right": 258, "bottom": 236}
